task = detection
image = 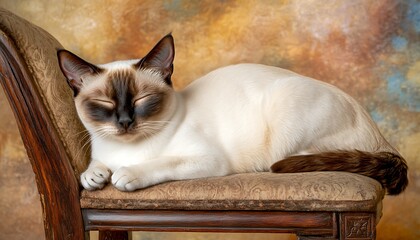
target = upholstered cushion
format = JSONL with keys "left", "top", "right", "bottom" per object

{"left": 81, "top": 172, "right": 384, "bottom": 214}
{"left": 0, "top": 8, "right": 89, "bottom": 175}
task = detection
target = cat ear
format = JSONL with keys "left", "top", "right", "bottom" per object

{"left": 57, "top": 49, "right": 102, "bottom": 96}
{"left": 137, "top": 34, "right": 175, "bottom": 86}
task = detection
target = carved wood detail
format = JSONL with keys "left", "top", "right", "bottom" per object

{"left": 340, "top": 213, "right": 375, "bottom": 240}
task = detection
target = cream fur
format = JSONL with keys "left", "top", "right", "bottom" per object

{"left": 80, "top": 63, "right": 394, "bottom": 191}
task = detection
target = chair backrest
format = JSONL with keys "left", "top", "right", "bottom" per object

{"left": 0, "top": 8, "right": 89, "bottom": 176}
{"left": 0, "top": 8, "right": 86, "bottom": 239}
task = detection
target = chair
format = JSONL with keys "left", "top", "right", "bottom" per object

{"left": 0, "top": 8, "right": 384, "bottom": 240}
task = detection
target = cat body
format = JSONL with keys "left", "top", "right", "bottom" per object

{"left": 58, "top": 34, "right": 407, "bottom": 194}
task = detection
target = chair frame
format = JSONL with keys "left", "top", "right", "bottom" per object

{"left": 0, "top": 30, "right": 378, "bottom": 240}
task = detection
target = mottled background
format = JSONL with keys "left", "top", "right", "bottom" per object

{"left": 0, "top": 0, "right": 419, "bottom": 239}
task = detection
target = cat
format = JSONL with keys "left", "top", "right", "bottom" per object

{"left": 57, "top": 34, "right": 408, "bottom": 195}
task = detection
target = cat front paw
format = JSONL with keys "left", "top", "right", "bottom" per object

{"left": 112, "top": 166, "right": 150, "bottom": 191}
{"left": 80, "top": 165, "right": 111, "bottom": 191}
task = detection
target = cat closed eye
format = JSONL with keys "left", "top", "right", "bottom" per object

{"left": 91, "top": 99, "right": 115, "bottom": 108}
{"left": 133, "top": 94, "right": 153, "bottom": 106}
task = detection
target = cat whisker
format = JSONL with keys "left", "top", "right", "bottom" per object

{"left": 74, "top": 126, "right": 119, "bottom": 162}
{"left": 73, "top": 121, "right": 173, "bottom": 164}
{"left": 145, "top": 120, "right": 172, "bottom": 123}
{"left": 132, "top": 121, "right": 172, "bottom": 131}
{"left": 73, "top": 129, "right": 93, "bottom": 164}
{"left": 134, "top": 126, "right": 164, "bottom": 135}
{"left": 71, "top": 128, "right": 91, "bottom": 137}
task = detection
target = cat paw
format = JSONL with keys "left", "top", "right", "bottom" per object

{"left": 111, "top": 167, "right": 149, "bottom": 191}
{"left": 80, "top": 166, "right": 111, "bottom": 191}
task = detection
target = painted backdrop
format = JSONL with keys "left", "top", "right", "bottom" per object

{"left": 0, "top": 0, "right": 419, "bottom": 239}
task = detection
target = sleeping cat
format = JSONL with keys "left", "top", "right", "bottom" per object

{"left": 57, "top": 34, "right": 408, "bottom": 194}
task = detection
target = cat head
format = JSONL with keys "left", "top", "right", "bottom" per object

{"left": 57, "top": 34, "right": 177, "bottom": 142}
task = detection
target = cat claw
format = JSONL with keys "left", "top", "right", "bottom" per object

{"left": 80, "top": 166, "right": 111, "bottom": 191}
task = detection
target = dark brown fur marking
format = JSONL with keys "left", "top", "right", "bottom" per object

{"left": 270, "top": 150, "right": 408, "bottom": 195}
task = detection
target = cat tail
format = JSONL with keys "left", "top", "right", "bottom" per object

{"left": 270, "top": 150, "right": 408, "bottom": 195}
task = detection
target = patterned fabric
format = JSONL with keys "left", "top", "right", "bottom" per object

{"left": 0, "top": 8, "right": 89, "bottom": 175}
{"left": 81, "top": 172, "right": 384, "bottom": 213}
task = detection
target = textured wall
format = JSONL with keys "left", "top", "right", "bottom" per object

{"left": 0, "top": 0, "right": 419, "bottom": 239}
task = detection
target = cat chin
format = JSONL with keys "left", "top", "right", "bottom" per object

{"left": 102, "top": 133, "right": 141, "bottom": 143}
{"left": 105, "top": 130, "right": 156, "bottom": 143}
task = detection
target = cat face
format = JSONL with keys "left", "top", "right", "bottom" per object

{"left": 58, "top": 34, "right": 177, "bottom": 142}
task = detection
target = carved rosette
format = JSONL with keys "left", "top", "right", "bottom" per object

{"left": 341, "top": 213, "right": 375, "bottom": 240}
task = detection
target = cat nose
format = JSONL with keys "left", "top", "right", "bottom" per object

{"left": 118, "top": 116, "right": 133, "bottom": 129}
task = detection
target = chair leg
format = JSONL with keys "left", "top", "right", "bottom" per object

{"left": 98, "top": 230, "right": 131, "bottom": 240}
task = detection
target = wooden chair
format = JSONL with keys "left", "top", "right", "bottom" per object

{"left": 0, "top": 8, "right": 384, "bottom": 240}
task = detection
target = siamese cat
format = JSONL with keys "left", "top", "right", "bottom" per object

{"left": 57, "top": 34, "right": 408, "bottom": 194}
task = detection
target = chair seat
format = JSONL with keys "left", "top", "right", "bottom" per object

{"left": 81, "top": 172, "right": 384, "bottom": 213}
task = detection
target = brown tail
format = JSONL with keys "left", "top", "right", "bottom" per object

{"left": 270, "top": 150, "right": 408, "bottom": 195}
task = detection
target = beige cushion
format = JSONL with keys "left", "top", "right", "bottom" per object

{"left": 0, "top": 8, "right": 89, "bottom": 175}
{"left": 81, "top": 172, "right": 384, "bottom": 213}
